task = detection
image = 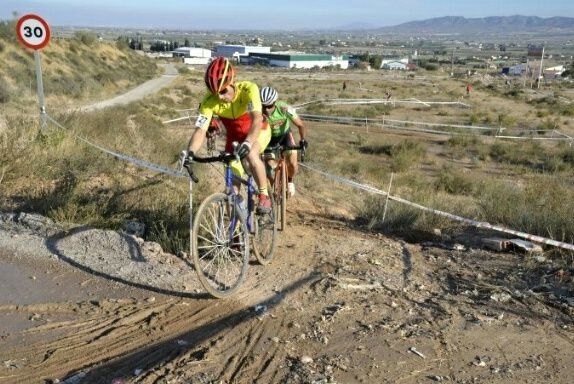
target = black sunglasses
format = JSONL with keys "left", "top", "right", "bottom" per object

{"left": 263, "top": 103, "right": 275, "bottom": 109}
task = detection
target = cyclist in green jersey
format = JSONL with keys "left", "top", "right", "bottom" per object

{"left": 260, "top": 86, "right": 307, "bottom": 197}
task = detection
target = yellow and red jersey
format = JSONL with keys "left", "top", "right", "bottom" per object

{"left": 195, "top": 80, "right": 264, "bottom": 136}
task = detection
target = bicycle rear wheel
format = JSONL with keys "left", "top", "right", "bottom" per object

{"left": 192, "top": 193, "right": 249, "bottom": 298}
{"left": 252, "top": 192, "right": 277, "bottom": 265}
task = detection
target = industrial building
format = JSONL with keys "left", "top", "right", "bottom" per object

{"left": 172, "top": 47, "right": 212, "bottom": 65}
{"left": 246, "top": 52, "right": 349, "bottom": 69}
{"left": 214, "top": 45, "right": 271, "bottom": 61}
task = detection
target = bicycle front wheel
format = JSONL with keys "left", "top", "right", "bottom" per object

{"left": 192, "top": 193, "right": 249, "bottom": 298}
{"left": 252, "top": 192, "right": 278, "bottom": 265}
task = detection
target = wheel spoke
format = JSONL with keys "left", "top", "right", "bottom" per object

{"left": 192, "top": 193, "right": 249, "bottom": 297}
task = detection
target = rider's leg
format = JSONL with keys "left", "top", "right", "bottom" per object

{"left": 286, "top": 151, "right": 298, "bottom": 196}
{"left": 250, "top": 128, "right": 272, "bottom": 213}
{"left": 245, "top": 141, "right": 267, "bottom": 193}
{"left": 286, "top": 151, "right": 298, "bottom": 181}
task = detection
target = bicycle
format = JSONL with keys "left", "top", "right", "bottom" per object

{"left": 182, "top": 147, "right": 277, "bottom": 298}
{"left": 264, "top": 143, "right": 306, "bottom": 232}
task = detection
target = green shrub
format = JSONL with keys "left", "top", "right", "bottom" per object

{"left": 435, "top": 167, "right": 476, "bottom": 195}
{"left": 0, "top": 77, "right": 10, "bottom": 103}
{"left": 74, "top": 31, "right": 97, "bottom": 46}
{"left": 356, "top": 195, "right": 420, "bottom": 232}
{"left": 478, "top": 178, "right": 574, "bottom": 244}
{"left": 559, "top": 104, "right": 574, "bottom": 117}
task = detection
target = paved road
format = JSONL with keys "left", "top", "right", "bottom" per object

{"left": 80, "top": 63, "right": 179, "bottom": 112}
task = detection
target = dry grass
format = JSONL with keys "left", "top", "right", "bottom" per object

{"left": 1, "top": 50, "right": 574, "bottom": 255}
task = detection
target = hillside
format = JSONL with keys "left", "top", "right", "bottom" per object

{"left": 0, "top": 19, "right": 159, "bottom": 110}
{"left": 377, "top": 15, "right": 574, "bottom": 35}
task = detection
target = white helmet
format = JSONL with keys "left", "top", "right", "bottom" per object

{"left": 260, "top": 86, "right": 278, "bottom": 106}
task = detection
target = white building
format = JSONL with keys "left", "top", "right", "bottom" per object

{"left": 382, "top": 61, "right": 408, "bottom": 70}
{"left": 214, "top": 45, "right": 271, "bottom": 61}
{"left": 247, "top": 52, "right": 349, "bottom": 69}
{"left": 543, "top": 65, "right": 565, "bottom": 79}
{"left": 381, "top": 58, "right": 408, "bottom": 69}
{"left": 172, "top": 47, "right": 212, "bottom": 65}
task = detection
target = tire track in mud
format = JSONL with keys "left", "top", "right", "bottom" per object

{"left": 2, "top": 198, "right": 574, "bottom": 383}
{"left": 0, "top": 272, "right": 318, "bottom": 383}
{"left": 1, "top": 299, "right": 196, "bottom": 382}
{"left": 139, "top": 312, "right": 291, "bottom": 383}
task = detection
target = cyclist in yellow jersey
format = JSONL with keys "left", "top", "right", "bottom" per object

{"left": 181, "top": 57, "right": 272, "bottom": 214}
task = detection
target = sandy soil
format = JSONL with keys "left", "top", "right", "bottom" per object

{"left": 2, "top": 64, "right": 573, "bottom": 384}
{"left": 1, "top": 194, "right": 573, "bottom": 384}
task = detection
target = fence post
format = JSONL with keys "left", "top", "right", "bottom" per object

{"left": 382, "top": 172, "right": 394, "bottom": 224}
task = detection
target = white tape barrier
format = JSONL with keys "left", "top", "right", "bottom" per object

{"left": 298, "top": 113, "right": 572, "bottom": 141}
{"left": 300, "top": 163, "right": 574, "bottom": 252}
{"left": 46, "top": 115, "right": 186, "bottom": 178}
{"left": 294, "top": 98, "right": 471, "bottom": 109}
{"left": 45, "top": 114, "right": 574, "bottom": 251}
{"left": 163, "top": 101, "right": 570, "bottom": 143}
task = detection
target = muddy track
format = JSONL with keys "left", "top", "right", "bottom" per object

{"left": 1, "top": 195, "right": 574, "bottom": 383}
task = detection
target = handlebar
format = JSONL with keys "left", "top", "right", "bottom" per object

{"left": 182, "top": 152, "right": 238, "bottom": 183}
{"left": 264, "top": 144, "right": 306, "bottom": 163}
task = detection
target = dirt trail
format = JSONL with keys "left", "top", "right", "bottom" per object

{"left": 79, "top": 64, "right": 179, "bottom": 112}
{"left": 1, "top": 192, "right": 573, "bottom": 383}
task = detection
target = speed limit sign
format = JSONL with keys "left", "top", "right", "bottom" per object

{"left": 16, "top": 14, "right": 51, "bottom": 50}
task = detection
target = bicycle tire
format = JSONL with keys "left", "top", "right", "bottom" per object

{"left": 192, "top": 193, "right": 249, "bottom": 298}
{"left": 252, "top": 192, "right": 278, "bottom": 265}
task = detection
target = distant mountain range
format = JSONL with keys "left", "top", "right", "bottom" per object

{"left": 336, "top": 16, "right": 574, "bottom": 34}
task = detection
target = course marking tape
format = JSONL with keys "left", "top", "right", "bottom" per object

{"left": 300, "top": 163, "right": 574, "bottom": 251}
{"left": 45, "top": 114, "right": 574, "bottom": 251}
{"left": 46, "top": 115, "right": 186, "bottom": 178}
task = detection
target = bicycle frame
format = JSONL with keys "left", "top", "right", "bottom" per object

{"left": 264, "top": 144, "right": 305, "bottom": 231}
{"left": 226, "top": 165, "right": 258, "bottom": 234}
{"left": 183, "top": 149, "right": 278, "bottom": 297}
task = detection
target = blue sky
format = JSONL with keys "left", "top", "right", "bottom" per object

{"left": 1, "top": 0, "right": 572, "bottom": 30}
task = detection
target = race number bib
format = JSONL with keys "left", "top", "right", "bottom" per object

{"left": 195, "top": 114, "right": 209, "bottom": 128}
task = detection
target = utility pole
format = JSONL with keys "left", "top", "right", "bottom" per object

{"left": 450, "top": 48, "right": 454, "bottom": 76}
{"left": 537, "top": 46, "right": 545, "bottom": 89}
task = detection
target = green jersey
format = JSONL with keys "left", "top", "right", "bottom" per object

{"left": 266, "top": 100, "right": 299, "bottom": 138}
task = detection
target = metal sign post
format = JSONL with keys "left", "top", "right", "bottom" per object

{"left": 16, "top": 14, "right": 51, "bottom": 127}
{"left": 34, "top": 51, "right": 47, "bottom": 127}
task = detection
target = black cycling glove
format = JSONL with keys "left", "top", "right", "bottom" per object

{"left": 237, "top": 141, "right": 252, "bottom": 159}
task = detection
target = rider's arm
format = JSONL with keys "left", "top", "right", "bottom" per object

{"left": 284, "top": 103, "right": 306, "bottom": 141}
{"left": 244, "top": 82, "right": 264, "bottom": 145}
{"left": 187, "top": 98, "right": 213, "bottom": 153}
{"left": 187, "top": 127, "right": 207, "bottom": 154}
{"left": 245, "top": 110, "right": 263, "bottom": 145}
{"left": 291, "top": 115, "right": 306, "bottom": 142}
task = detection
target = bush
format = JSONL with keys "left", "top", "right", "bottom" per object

{"left": 0, "top": 77, "right": 10, "bottom": 103}
{"left": 435, "top": 167, "right": 476, "bottom": 195}
{"left": 74, "top": 31, "right": 97, "bottom": 46}
{"left": 478, "top": 178, "right": 574, "bottom": 244}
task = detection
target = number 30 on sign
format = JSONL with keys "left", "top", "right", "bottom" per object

{"left": 16, "top": 14, "right": 51, "bottom": 50}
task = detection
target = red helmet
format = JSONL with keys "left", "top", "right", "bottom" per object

{"left": 204, "top": 57, "right": 235, "bottom": 95}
